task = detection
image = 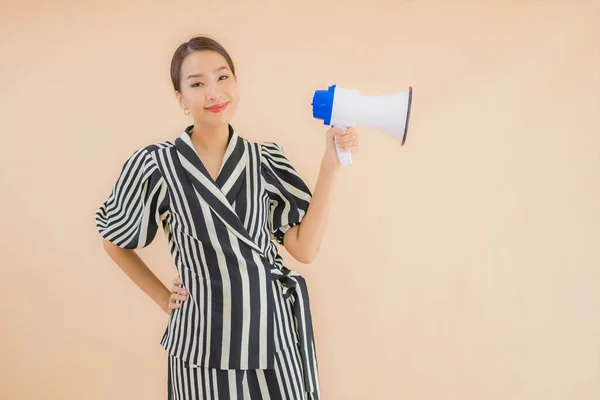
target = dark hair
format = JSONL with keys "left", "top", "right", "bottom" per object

{"left": 170, "top": 35, "right": 236, "bottom": 92}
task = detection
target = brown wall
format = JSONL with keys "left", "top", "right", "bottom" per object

{"left": 1, "top": 0, "right": 599, "bottom": 399}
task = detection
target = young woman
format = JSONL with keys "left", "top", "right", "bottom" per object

{"left": 95, "top": 35, "right": 358, "bottom": 399}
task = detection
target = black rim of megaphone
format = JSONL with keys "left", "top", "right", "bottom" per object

{"left": 401, "top": 86, "right": 413, "bottom": 146}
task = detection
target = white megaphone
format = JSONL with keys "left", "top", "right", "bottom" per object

{"left": 311, "top": 84, "right": 413, "bottom": 166}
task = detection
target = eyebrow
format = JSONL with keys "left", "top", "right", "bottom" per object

{"left": 186, "top": 66, "right": 229, "bottom": 80}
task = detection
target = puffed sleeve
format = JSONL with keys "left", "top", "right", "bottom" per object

{"left": 95, "top": 147, "right": 170, "bottom": 249}
{"left": 260, "top": 142, "right": 313, "bottom": 245}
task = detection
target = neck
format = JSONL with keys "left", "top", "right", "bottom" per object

{"left": 189, "top": 123, "right": 230, "bottom": 154}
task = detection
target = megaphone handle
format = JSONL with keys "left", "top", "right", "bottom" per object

{"left": 334, "top": 125, "right": 353, "bottom": 166}
{"left": 335, "top": 146, "right": 353, "bottom": 166}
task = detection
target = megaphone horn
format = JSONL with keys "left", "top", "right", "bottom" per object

{"left": 311, "top": 84, "right": 413, "bottom": 166}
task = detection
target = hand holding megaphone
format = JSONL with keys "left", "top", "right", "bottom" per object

{"left": 312, "top": 84, "right": 413, "bottom": 166}
{"left": 324, "top": 125, "right": 358, "bottom": 167}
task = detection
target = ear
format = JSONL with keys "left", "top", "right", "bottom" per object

{"left": 175, "top": 91, "right": 186, "bottom": 110}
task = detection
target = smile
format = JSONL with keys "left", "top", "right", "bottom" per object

{"left": 205, "top": 102, "right": 229, "bottom": 113}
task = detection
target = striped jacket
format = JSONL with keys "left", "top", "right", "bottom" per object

{"left": 95, "top": 125, "right": 320, "bottom": 395}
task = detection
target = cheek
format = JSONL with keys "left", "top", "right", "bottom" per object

{"left": 187, "top": 94, "right": 206, "bottom": 109}
{"left": 225, "top": 81, "right": 239, "bottom": 98}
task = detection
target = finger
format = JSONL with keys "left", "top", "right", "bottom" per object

{"left": 334, "top": 132, "right": 351, "bottom": 144}
{"left": 172, "top": 285, "right": 188, "bottom": 295}
{"left": 336, "top": 133, "right": 357, "bottom": 142}
{"left": 171, "top": 288, "right": 188, "bottom": 298}
{"left": 341, "top": 143, "right": 358, "bottom": 152}
{"left": 171, "top": 281, "right": 187, "bottom": 291}
{"left": 329, "top": 126, "right": 347, "bottom": 138}
{"left": 171, "top": 293, "right": 188, "bottom": 301}
{"left": 336, "top": 138, "right": 357, "bottom": 148}
{"left": 173, "top": 277, "right": 182, "bottom": 285}
{"left": 169, "top": 295, "right": 186, "bottom": 305}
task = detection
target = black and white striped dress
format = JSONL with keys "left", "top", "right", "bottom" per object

{"left": 95, "top": 125, "right": 321, "bottom": 399}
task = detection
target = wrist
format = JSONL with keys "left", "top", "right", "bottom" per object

{"left": 159, "top": 292, "right": 170, "bottom": 314}
{"left": 160, "top": 301, "right": 168, "bottom": 314}
{"left": 321, "top": 155, "right": 341, "bottom": 173}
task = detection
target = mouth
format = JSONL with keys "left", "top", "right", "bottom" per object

{"left": 205, "top": 102, "right": 229, "bottom": 113}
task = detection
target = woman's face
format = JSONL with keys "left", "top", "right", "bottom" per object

{"left": 176, "top": 50, "right": 239, "bottom": 128}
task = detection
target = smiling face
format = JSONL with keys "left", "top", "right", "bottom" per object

{"left": 175, "top": 50, "right": 239, "bottom": 128}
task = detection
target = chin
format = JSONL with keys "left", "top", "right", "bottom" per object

{"left": 206, "top": 112, "right": 235, "bottom": 125}
{"left": 202, "top": 117, "right": 232, "bottom": 128}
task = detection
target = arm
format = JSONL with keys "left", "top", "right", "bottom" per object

{"left": 96, "top": 147, "right": 175, "bottom": 313}
{"left": 102, "top": 239, "right": 172, "bottom": 314}
{"left": 283, "top": 156, "right": 340, "bottom": 264}
{"left": 282, "top": 126, "right": 358, "bottom": 264}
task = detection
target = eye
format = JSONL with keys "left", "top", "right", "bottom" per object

{"left": 218, "top": 75, "right": 229, "bottom": 81}
{"left": 191, "top": 82, "right": 203, "bottom": 88}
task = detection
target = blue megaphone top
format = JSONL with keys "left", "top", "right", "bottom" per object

{"left": 311, "top": 84, "right": 336, "bottom": 125}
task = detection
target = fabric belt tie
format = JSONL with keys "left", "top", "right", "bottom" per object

{"left": 271, "top": 267, "right": 320, "bottom": 398}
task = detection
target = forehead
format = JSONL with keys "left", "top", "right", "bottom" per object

{"left": 180, "top": 50, "right": 229, "bottom": 75}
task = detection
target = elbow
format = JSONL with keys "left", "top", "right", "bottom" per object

{"left": 296, "top": 249, "right": 318, "bottom": 264}
{"left": 296, "top": 256, "right": 313, "bottom": 265}
{"left": 282, "top": 228, "right": 319, "bottom": 264}
{"left": 297, "top": 241, "right": 323, "bottom": 264}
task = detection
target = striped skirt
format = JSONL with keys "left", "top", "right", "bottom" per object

{"left": 167, "top": 279, "right": 319, "bottom": 399}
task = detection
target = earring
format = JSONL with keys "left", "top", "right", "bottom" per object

{"left": 184, "top": 109, "right": 190, "bottom": 115}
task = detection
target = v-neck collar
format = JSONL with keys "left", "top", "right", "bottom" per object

{"left": 180, "top": 124, "right": 234, "bottom": 185}
{"left": 173, "top": 124, "right": 263, "bottom": 255}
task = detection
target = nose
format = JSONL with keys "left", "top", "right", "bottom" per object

{"left": 206, "top": 85, "right": 221, "bottom": 100}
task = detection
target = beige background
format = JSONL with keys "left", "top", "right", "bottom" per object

{"left": 1, "top": 0, "right": 599, "bottom": 399}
